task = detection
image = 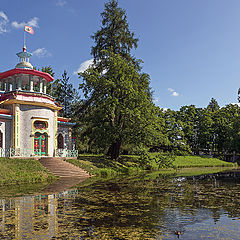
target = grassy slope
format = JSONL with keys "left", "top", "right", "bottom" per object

{"left": 145, "top": 167, "right": 235, "bottom": 179}
{"left": 67, "top": 154, "right": 237, "bottom": 176}
{"left": 174, "top": 156, "right": 235, "bottom": 168}
{"left": 0, "top": 158, "right": 56, "bottom": 185}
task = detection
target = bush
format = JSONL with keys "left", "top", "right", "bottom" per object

{"left": 138, "top": 147, "right": 175, "bottom": 170}
{"left": 153, "top": 152, "right": 176, "bottom": 169}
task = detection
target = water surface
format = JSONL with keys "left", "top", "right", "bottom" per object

{"left": 0, "top": 169, "right": 240, "bottom": 239}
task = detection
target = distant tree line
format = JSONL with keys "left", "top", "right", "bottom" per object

{"left": 154, "top": 99, "right": 240, "bottom": 156}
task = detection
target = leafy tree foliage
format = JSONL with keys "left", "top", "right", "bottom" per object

{"left": 162, "top": 98, "right": 240, "bottom": 157}
{"left": 91, "top": 0, "right": 139, "bottom": 70}
{"left": 176, "top": 105, "right": 198, "bottom": 151}
{"left": 77, "top": 0, "right": 158, "bottom": 160}
{"left": 55, "top": 70, "right": 79, "bottom": 117}
{"left": 79, "top": 52, "right": 157, "bottom": 160}
{"left": 207, "top": 98, "right": 220, "bottom": 112}
{"left": 196, "top": 108, "right": 214, "bottom": 151}
{"left": 41, "top": 66, "right": 55, "bottom": 77}
{"left": 40, "top": 67, "right": 78, "bottom": 118}
{"left": 212, "top": 104, "right": 240, "bottom": 153}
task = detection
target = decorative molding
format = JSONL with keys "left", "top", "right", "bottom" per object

{"left": 31, "top": 117, "right": 49, "bottom": 120}
{"left": 0, "top": 68, "right": 54, "bottom": 82}
{"left": 14, "top": 104, "right": 20, "bottom": 148}
{"left": 2, "top": 99, "right": 62, "bottom": 110}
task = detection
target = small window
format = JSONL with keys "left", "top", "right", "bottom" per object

{"left": 34, "top": 121, "right": 47, "bottom": 130}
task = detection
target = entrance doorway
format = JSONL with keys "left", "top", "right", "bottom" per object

{"left": 34, "top": 132, "right": 47, "bottom": 156}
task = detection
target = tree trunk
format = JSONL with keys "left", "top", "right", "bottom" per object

{"left": 107, "top": 139, "right": 121, "bottom": 160}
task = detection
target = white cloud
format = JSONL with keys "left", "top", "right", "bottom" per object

{"left": 0, "top": 11, "right": 9, "bottom": 34}
{"left": 11, "top": 17, "right": 39, "bottom": 29}
{"left": 0, "top": 11, "right": 8, "bottom": 21}
{"left": 74, "top": 59, "right": 94, "bottom": 75}
{"left": 231, "top": 103, "right": 240, "bottom": 107}
{"left": 56, "top": 0, "right": 67, "bottom": 7}
{"left": 167, "top": 88, "right": 179, "bottom": 97}
{"left": 32, "top": 48, "right": 52, "bottom": 58}
{"left": 153, "top": 97, "right": 159, "bottom": 103}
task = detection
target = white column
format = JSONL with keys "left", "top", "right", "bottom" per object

{"left": 6, "top": 79, "right": 10, "bottom": 92}
{"left": 29, "top": 76, "right": 34, "bottom": 92}
{"left": 39, "top": 78, "right": 43, "bottom": 93}
{"left": 3, "top": 81, "right": 7, "bottom": 92}
{"left": 54, "top": 110, "right": 58, "bottom": 156}
{"left": 5, "top": 79, "right": 9, "bottom": 92}
{"left": 43, "top": 81, "right": 47, "bottom": 94}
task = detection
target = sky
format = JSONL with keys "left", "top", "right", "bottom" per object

{"left": 1, "top": 0, "right": 240, "bottom": 110}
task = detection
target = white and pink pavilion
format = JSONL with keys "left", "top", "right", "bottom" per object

{"left": 0, "top": 46, "right": 77, "bottom": 158}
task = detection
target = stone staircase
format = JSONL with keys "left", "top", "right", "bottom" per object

{"left": 39, "top": 157, "right": 90, "bottom": 178}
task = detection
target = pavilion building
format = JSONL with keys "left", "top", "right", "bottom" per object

{"left": 0, "top": 45, "right": 77, "bottom": 158}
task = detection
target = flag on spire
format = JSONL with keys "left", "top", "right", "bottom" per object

{"left": 25, "top": 25, "right": 34, "bottom": 35}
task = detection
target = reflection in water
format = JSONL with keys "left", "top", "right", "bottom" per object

{"left": 0, "top": 170, "right": 240, "bottom": 239}
{"left": 0, "top": 190, "right": 78, "bottom": 239}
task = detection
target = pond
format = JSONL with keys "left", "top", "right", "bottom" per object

{"left": 0, "top": 169, "right": 240, "bottom": 239}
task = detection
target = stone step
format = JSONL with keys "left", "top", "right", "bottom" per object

{"left": 39, "top": 158, "right": 90, "bottom": 178}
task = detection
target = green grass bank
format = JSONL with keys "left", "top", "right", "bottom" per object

{"left": 0, "top": 155, "right": 236, "bottom": 185}
{"left": 173, "top": 156, "right": 235, "bottom": 168}
{"left": 67, "top": 154, "right": 237, "bottom": 177}
{"left": 0, "top": 158, "right": 56, "bottom": 185}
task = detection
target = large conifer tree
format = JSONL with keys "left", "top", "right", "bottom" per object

{"left": 79, "top": 0, "right": 157, "bottom": 160}
{"left": 91, "top": 0, "right": 139, "bottom": 70}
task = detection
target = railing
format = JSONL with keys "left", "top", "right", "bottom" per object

{"left": 56, "top": 149, "right": 78, "bottom": 158}
{"left": 0, "top": 148, "right": 38, "bottom": 157}
{"left": 0, "top": 148, "right": 78, "bottom": 158}
{"left": 0, "top": 148, "right": 15, "bottom": 157}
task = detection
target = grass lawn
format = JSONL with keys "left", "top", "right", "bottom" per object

{"left": 67, "top": 154, "right": 237, "bottom": 177}
{"left": 145, "top": 167, "right": 236, "bottom": 179}
{"left": 174, "top": 156, "right": 236, "bottom": 168}
{"left": 0, "top": 158, "right": 56, "bottom": 185}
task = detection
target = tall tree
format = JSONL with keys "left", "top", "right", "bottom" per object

{"left": 78, "top": 0, "right": 156, "bottom": 160}
{"left": 91, "top": 0, "right": 139, "bottom": 70}
{"left": 207, "top": 98, "right": 220, "bottom": 112}
{"left": 176, "top": 105, "right": 198, "bottom": 151}
{"left": 56, "top": 70, "right": 78, "bottom": 117}
{"left": 213, "top": 104, "right": 240, "bottom": 154}
{"left": 80, "top": 51, "right": 156, "bottom": 160}
{"left": 196, "top": 108, "right": 214, "bottom": 152}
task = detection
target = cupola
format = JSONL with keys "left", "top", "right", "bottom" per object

{"left": 15, "top": 45, "right": 33, "bottom": 69}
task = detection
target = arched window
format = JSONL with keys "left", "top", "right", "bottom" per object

{"left": 58, "top": 134, "right": 64, "bottom": 149}
{"left": 34, "top": 120, "right": 48, "bottom": 130}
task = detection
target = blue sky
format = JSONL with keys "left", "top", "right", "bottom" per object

{"left": 1, "top": 0, "right": 240, "bottom": 110}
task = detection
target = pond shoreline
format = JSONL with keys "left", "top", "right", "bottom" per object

{"left": 0, "top": 155, "right": 237, "bottom": 188}
{"left": 66, "top": 154, "right": 237, "bottom": 177}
